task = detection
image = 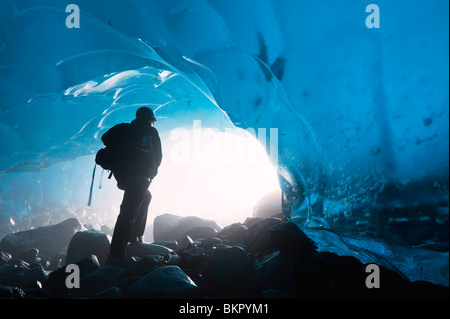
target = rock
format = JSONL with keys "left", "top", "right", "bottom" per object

{"left": 124, "top": 255, "right": 165, "bottom": 277}
{"left": 44, "top": 255, "right": 101, "bottom": 297}
{"left": 43, "top": 266, "right": 72, "bottom": 297}
{"left": 153, "top": 214, "right": 221, "bottom": 242}
{"left": 167, "top": 255, "right": 181, "bottom": 265}
{"left": 100, "top": 225, "right": 113, "bottom": 236}
{"left": 22, "top": 264, "right": 48, "bottom": 286}
{"left": 66, "top": 229, "right": 110, "bottom": 266}
{"left": 127, "top": 265, "right": 200, "bottom": 299}
{"left": 8, "top": 258, "right": 29, "bottom": 269}
{"left": 197, "top": 237, "right": 222, "bottom": 249}
{"left": 178, "top": 235, "right": 194, "bottom": 250}
{"left": 115, "top": 275, "right": 141, "bottom": 291}
{"left": 178, "top": 246, "right": 205, "bottom": 270}
{"left": 153, "top": 214, "right": 184, "bottom": 240}
{"left": 181, "top": 226, "right": 218, "bottom": 242}
{"left": 0, "top": 218, "right": 82, "bottom": 260}
{"left": 0, "top": 285, "right": 25, "bottom": 299}
{"left": 0, "top": 263, "right": 27, "bottom": 279}
{"left": 76, "top": 255, "right": 102, "bottom": 275}
{"left": 95, "top": 286, "right": 124, "bottom": 299}
{"left": 0, "top": 261, "right": 46, "bottom": 291}
{"left": 39, "top": 259, "right": 51, "bottom": 270}
{"left": 253, "top": 190, "right": 283, "bottom": 218}
{"left": 246, "top": 217, "right": 282, "bottom": 254}
{"left": 269, "top": 222, "right": 317, "bottom": 254}
{"left": 243, "top": 250, "right": 297, "bottom": 297}
{"left": 0, "top": 264, "right": 27, "bottom": 289}
{"left": 19, "top": 248, "right": 40, "bottom": 264}
{"left": 126, "top": 242, "right": 174, "bottom": 259}
{"left": 1, "top": 216, "right": 447, "bottom": 300}
{"left": 243, "top": 217, "right": 262, "bottom": 227}
{"left": 46, "top": 254, "right": 66, "bottom": 271}
{"left": 80, "top": 264, "right": 127, "bottom": 297}
{"left": 205, "top": 245, "right": 250, "bottom": 293}
{"left": 0, "top": 251, "right": 11, "bottom": 265}
{"left": 218, "top": 223, "right": 249, "bottom": 246}
{"left": 152, "top": 240, "right": 179, "bottom": 250}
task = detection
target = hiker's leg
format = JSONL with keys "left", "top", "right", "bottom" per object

{"left": 109, "top": 182, "right": 148, "bottom": 258}
{"left": 132, "top": 190, "right": 151, "bottom": 241}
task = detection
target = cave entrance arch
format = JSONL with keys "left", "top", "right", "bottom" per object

{"left": 88, "top": 44, "right": 326, "bottom": 230}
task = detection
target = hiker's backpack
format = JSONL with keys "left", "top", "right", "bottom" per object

{"left": 95, "top": 123, "right": 156, "bottom": 179}
{"left": 95, "top": 147, "right": 115, "bottom": 173}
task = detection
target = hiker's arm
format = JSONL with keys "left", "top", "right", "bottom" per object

{"left": 153, "top": 129, "right": 163, "bottom": 167}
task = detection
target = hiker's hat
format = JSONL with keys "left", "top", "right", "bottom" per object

{"left": 136, "top": 106, "right": 157, "bottom": 123}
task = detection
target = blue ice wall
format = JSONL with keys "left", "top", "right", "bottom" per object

{"left": 0, "top": 0, "right": 448, "bottom": 285}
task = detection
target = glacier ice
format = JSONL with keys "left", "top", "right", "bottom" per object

{"left": 0, "top": 0, "right": 448, "bottom": 287}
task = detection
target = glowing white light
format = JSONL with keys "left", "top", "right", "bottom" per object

{"left": 149, "top": 127, "right": 280, "bottom": 227}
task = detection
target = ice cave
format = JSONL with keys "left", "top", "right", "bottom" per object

{"left": 0, "top": 0, "right": 448, "bottom": 292}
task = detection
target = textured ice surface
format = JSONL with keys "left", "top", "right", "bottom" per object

{"left": 0, "top": 1, "right": 448, "bottom": 286}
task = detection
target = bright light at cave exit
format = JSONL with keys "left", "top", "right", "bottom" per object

{"left": 149, "top": 125, "right": 281, "bottom": 227}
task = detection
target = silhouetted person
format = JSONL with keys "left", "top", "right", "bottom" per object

{"left": 102, "top": 107, "right": 162, "bottom": 264}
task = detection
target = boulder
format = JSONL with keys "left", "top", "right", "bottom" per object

{"left": 205, "top": 245, "right": 250, "bottom": 291}
{"left": 19, "top": 248, "right": 40, "bottom": 264}
{"left": 177, "top": 235, "right": 195, "bottom": 250}
{"left": 153, "top": 214, "right": 221, "bottom": 242}
{"left": 268, "top": 222, "right": 317, "bottom": 254}
{"left": 178, "top": 246, "right": 205, "bottom": 270}
{"left": 126, "top": 242, "right": 174, "bottom": 259}
{"left": 76, "top": 255, "right": 102, "bottom": 275}
{"left": 252, "top": 190, "right": 283, "bottom": 218}
{"left": 0, "top": 263, "right": 28, "bottom": 289}
{"left": 0, "top": 251, "right": 12, "bottom": 265}
{"left": 22, "top": 264, "right": 48, "bottom": 286}
{"left": 0, "top": 263, "right": 27, "bottom": 279}
{"left": 152, "top": 240, "right": 179, "bottom": 250}
{"left": 0, "top": 261, "right": 47, "bottom": 291}
{"left": 95, "top": 286, "right": 124, "bottom": 299}
{"left": 243, "top": 250, "right": 297, "bottom": 297}
{"left": 246, "top": 217, "right": 282, "bottom": 254}
{"left": 218, "top": 223, "right": 249, "bottom": 246}
{"left": 127, "top": 265, "right": 200, "bottom": 299}
{"left": 115, "top": 275, "right": 141, "bottom": 291}
{"left": 182, "top": 226, "right": 218, "bottom": 242}
{"left": 80, "top": 264, "right": 127, "bottom": 297}
{"left": 66, "top": 229, "right": 110, "bottom": 266}
{"left": 0, "top": 285, "right": 25, "bottom": 299}
{"left": 0, "top": 218, "right": 82, "bottom": 260}
{"left": 197, "top": 237, "right": 223, "bottom": 249}
{"left": 44, "top": 255, "right": 101, "bottom": 297}
{"left": 9, "top": 258, "right": 29, "bottom": 269}
{"left": 124, "top": 255, "right": 165, "bottom": 277}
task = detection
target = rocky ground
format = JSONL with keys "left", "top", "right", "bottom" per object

{"left": 0, "top": 214, "right": 448, "bottom": 299}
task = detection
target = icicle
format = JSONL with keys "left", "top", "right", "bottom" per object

{"left": 87, "top": 164, "right": 96, "bottom": 206}
{"left": 99, "top": 168, "right": 104, "bottom": 189}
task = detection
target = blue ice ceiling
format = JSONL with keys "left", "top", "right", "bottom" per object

{"left": 0, "top": 0, "right": 448, "bottom": 285}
